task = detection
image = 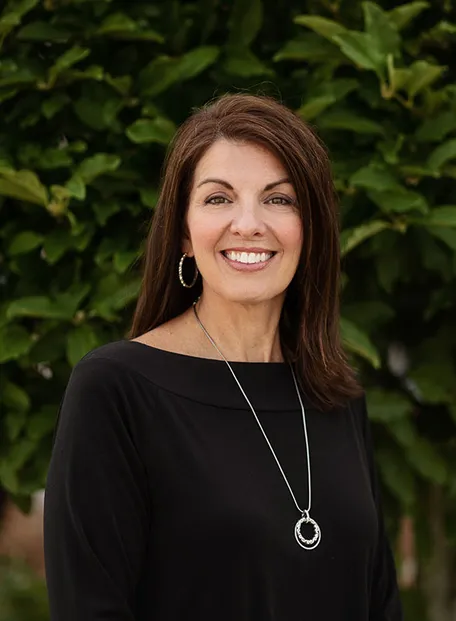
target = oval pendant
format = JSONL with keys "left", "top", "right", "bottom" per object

{"left": 294, "top": 512, "right": 321, "bottom": 550}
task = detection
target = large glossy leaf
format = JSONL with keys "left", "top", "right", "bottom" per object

{"left": 75, "top": 153, "right": 121, "bottom": 184}
{"left": 0, "top": 325, "right": 32, "bottom": 363}
{"left": 0, "top": 168, "right": 48, "bottom": 205}
{"left": 340, "top": 221, "right": 391, "bottom": 256}
{"left": 365, "top": 389, "right": 413, "bottom": 421}
{"left": 274, "top": 35, "right": 344, "bottom": 63}
{"left": 362, "top": 2, "right": 401, "bottom": 58}
{"left": 7, "top": 231, "right": 43, "bottom": 256}
{"left": 428, "top": 139, "right": 456, "bottom": 171}
{"left": 332, "top": 32, "right": 384, "bottom": 74}
{"left": 387, "top": 1, "right": 430, "bottom": 30}
{"left": 340, "top": 317, "right": 381, "bottom": 368}
{"left": 294, "top": 15, "right": 346, "bottom": 39}
{"left": 318, "top": 109, "right": 384, "bottom": 134}
{"left": 66, "top": 324, "right": 99, "bottom": 367}
{"left": 228, "top": 0, "right": 263, "bottom": 47}
{"left": 126, "top": 117, "right": 176, "bottom": 145}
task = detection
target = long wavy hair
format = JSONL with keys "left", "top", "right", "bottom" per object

{"left": 129, "top": 93, "right": 361, "bottom": 410}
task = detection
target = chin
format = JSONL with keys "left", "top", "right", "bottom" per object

{"left": 215, "top": 286, "right": 282, "bottom": 307}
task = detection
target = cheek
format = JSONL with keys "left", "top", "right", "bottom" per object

{"left": 187, "top": 212, "right": 223, "bottom": 253}
{"left": 281, "top": 219, "right": 303, "bottom": 258}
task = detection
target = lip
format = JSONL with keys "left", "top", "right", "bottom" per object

{"left": 220, "top": 250, "right": 276, "bottom": 272}
{"left": 222, "top": 247, "right": 275, "bottom": 253}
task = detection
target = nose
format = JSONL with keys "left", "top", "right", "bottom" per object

{"left": 229, "top": 201, "right": 266, "bottom": 238}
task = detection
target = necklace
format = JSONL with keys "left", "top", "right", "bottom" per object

{"left": 193, "top": 302, "right": 321, "bottom": 551}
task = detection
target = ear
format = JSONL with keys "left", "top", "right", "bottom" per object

{"left": 182, "top": 231, "right": 193, "bottom": 257}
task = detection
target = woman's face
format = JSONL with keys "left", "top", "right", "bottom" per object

{"left": 184, "top": 139, "right": 303, "bottom": 306}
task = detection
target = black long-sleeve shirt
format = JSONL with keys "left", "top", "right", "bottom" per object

{"left": 44, "top": 340, "right": 403, "bottom": 620}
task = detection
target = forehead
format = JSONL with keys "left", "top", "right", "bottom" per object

{"left": 193, "top": 139, "right": 288, "bottom": 183}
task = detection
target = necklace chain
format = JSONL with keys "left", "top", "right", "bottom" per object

{"left": 193, "top": 302, "right": 312, "bottom": 516}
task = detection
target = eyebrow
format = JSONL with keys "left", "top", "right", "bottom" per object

{"left": 196, "top": 177, "right": 292, "bottom": 191}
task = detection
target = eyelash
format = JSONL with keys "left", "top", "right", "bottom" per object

{"left": 204, "top": 195, "right": 294, "bottom": 206}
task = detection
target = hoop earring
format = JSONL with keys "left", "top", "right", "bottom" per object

{"left": 179, "top": 253, "right": 199, "bottom": 288}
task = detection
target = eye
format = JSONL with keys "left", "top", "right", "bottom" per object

{"left": 266, "top": 195, "right": 295, "bottom": 206}
{"left": 204, "top": 195, "right": 231, "bottom": 205}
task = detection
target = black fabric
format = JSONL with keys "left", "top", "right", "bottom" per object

{"left": 44, "top": 340, "right": 403, "bottom": 621}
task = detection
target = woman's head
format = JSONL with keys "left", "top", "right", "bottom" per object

{"left": 130, "top": 93, "right": 360, "bottom": 409}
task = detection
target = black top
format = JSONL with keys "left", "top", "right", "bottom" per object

{"left": 44, "top": 340, "right": 403, "bottom": 621}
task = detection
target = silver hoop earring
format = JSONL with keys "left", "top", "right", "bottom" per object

{"left": 179, "top": 253, "right": 199, "bottom": 288}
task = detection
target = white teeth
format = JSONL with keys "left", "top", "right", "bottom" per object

{"left": 224, "top": 251, "right": 273, "bottom": 264}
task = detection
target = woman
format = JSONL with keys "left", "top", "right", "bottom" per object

{"left": 44, "top": 94, "right": 403, "bottom": 620}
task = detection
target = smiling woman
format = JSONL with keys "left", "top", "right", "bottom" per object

{"left": 44, "top": 94, "right": 403, "bottom": 621}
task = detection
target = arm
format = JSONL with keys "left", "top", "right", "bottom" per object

{"left": 44, "top": 357, "right": 151, "bottom": 620}
{"left": 358, "top": 394, "right": 404, "bottom": 621}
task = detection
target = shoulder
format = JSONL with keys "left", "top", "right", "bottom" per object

{"left": 67, "top": 340, "right": 156, "bottom": 397}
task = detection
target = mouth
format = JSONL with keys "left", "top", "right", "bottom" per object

{"left": 221, "top": 250, "right": 276, "bottom": 265}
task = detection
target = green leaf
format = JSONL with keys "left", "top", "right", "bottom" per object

{"left": 428, "top": 139, "right": 456, "bottom": 171}
{"left": 377, "top": 447, "right": 416, "bottom": 508}
{"left": 6, "top": 294, "right": 83, "bottom": 321}
{"left": 362, "top": 2, "right": 401, "bottom": 57}
{"left": 90, "top": 274, "right": 141, "bottom": 320}
{"left": 387, "top": 1, "right": 429, "bottom": 30}
{"left": 66, "top": 324, "right": 99, "bottom": 367}
{"left": 41, "top": 93, "right": 71, "bottom": 119}
{"left": 405, "top": 438, "right": 447, "bottom": 484}
{"left": 419, "top": 206, "right": 456, "bottom": 227}
{"left": 0, "top": 325, "right": 32, "bottom": 363}
{"left": 176, "top": 46, "right": 220, "bottom": 80}
{"left": 2, "top": 381, "right": 30, "bottom": 412}
{"left": 65, "top": 174, "right": 86, "bottom": 200}
{"left": 7, "top": 231, "right": 43, "bottom": 256}
{"left": 341, "top": 221, "right": 391, "bottom": 256}
{"left": 0, "top": 0, "right": 39, "bottom": 35}
{"left": 332, "top": 31, "right": 384, "bottom": 74}
{"left": 365, "top": 389, "right": 413, "bottom": 422}
{"left": 17, "top": 21, "right": 72, "bottom": 42}
{"left": 96, "top": 12, "right": 163, "bottom": 42}
{"left": 48, "top": 46, "right": 91, "bottom": 85}
{"left": 126, "top": 117, "right": 176, "bottom": 145}
{"left": 368, "top": 188, "right": 428, "bottom": 214}
{"left": 294, "top": 15, "right": 347, "bottom": 39}
{"left": 427, "top": 227, "right": 456, "bottom": 250}
{"left": 139, "top": 187, "right": 158, "bottom": 209}
{"left": 318, "top": 109, "right": 384, "bottom": 134}
{"left": 340, "top": 317, "right": 381, "bottom": 368}
{"left": 228, "top": 0, "right": 263, "bottom": 47}
{"left": 274, "top": 35, "right": 343, "bottom": 63}
{"left": 73, "top": 88, "right": 123, "bottom": 131}
{"left": 350, "top": 164, "right": 401, "bottom": 191}
{"left": 224, "top": 48, "right": 272, "bottom": 77}
{"left": 27, "top": 405, "right": 58, "bottom": 441}
{"left": 405, "top": 60, "right": 446, "bottom": 99}
{"left": 5, "top": 410, "right": 28, "bottom": 442}
{"left": 0, "top": 168, "right": 48, "bottom": 206}
{"left": 92, "top": 201, "right": 122, "bottom": 226}
{"left": 139, "top": 47, "right": 219, "bottom": 96}
{"left": 415, "top": 111, "right": 456, "bottom": 143}
{"left": 113, "top": 251, "right": 138, "bottom": 274}
{"left": 76, "top": 153, "right": 121, "bottom": 184}
{"left": 298, "top": 95, "right": 336, "bottom": 120}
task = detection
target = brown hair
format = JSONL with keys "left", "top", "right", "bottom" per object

{"left": 129, "top": 93, "right": 361, "bottom": 410}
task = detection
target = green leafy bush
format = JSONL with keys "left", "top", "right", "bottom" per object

{"left": 1, "top": 0, "right": 455, "bottom": 617}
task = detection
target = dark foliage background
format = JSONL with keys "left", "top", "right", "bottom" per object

{"left": 0, "top": 0, "right": 455, "bottom": 618}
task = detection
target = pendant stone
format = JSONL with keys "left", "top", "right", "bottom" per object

{"left": 294, "top": 511, "right": 321, "bottom": 550}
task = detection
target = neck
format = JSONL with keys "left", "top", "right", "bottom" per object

{"left": 193, "top": 293, "right": 284, "bottom": 363}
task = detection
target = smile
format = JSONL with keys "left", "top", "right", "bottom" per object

{"left": 222, "top": 251, "right": 275, "bottom": 264}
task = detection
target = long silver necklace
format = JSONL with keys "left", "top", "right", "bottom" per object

{"left": 193, "top": 302, "right": 321, "bottom": 550}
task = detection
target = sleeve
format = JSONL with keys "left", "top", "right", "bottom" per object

{"left": 358, "top": 394, "right": 404, "bottom": 621}
{"left": 44, "top": 357, "right": 152, "bottom": 621}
